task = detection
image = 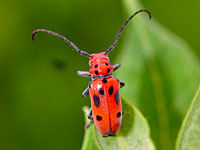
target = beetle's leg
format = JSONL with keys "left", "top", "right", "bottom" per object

{"left": 85, "top": 119, "right": 94, "bottom": 129}
{"left": 120, "top": 81, "right": 125, "bottom": 88}
{"left": 77, "top": 71, "right": 91, "bottom": 78}
{"left": 85, "top": 107, "right": 93, "bottom": 129}
{"left": 82, "top": 86, "right": 89, "bottom": 97}
{"left": 88, "top": 107, "right": 93, "bottom": 119}
{"left": 113, "top": 64, "right": 120, "bottom": 71}
{"left": 115, "top": 77, "right": 125, "bottom": 88}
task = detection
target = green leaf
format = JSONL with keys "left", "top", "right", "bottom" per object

{"left": 81, "top": 97, "right": 155, "bottom": 150}
{"left": 114, "top": 0, "right": 200, "bottom": 149}
{"left": 176, "top": 86, "right": 200, "bottom": 150}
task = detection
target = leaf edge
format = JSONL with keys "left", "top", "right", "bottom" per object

{"left": 175, "top": 85, "right": 200, "bottom": 150}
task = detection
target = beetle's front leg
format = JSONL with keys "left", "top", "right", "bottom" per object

{"left": 77, "top": 71, "right": 91, "bottom": 78}
{"left": 113, "top": 64, "right": 120, "bottom": 71}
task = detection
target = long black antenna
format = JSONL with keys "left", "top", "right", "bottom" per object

{"left": 32, "top": 29, "right": 90, "bottom": 57}
{"left": 105, "top": 9, "right": 151, "bottom": 54}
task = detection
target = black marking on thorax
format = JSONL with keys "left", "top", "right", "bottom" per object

{"left": 95, "top": 70, "right": 99, "bottom": 75}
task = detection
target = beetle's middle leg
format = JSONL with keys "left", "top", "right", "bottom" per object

{"left": 82, "top": 86, "right": 89, "bottom": 97}
{"left": 120, "top": 81, "right": 125, "bottom": 88}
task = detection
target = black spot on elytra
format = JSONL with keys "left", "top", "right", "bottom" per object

{"left": 114, "top": 91, "right": 120, "bottom": 104}
{"left": 99, "top": 88, "right": 104, "bottom": 95}
{"left": 95, "top": 70, "right": 99, "bottom": 75}
{"left": 108, "top": 86, "right": 113, "bottom": 95}
{"left": 117, "top": 112, "right": 121, "bottom": 118}
{"left": 107, "top": 68, "right": 110, "bottom": 73}
{"left": 105, "top": 63, "right": 109, "bottom": 66}
{"left": 102, "top": 78, "right": 107, "bottom": 84}
{"left": 94, "top": 64, "right": 98, "bottom": 68}
{"left": 93, "top": 95, "right": 100, "bottom": 107}
{"left": 96, "top": 115, "right": 102, "bottom": 121}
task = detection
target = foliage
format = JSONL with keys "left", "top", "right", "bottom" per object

{"left": 176, "top": 86, "right": 200, "bottom": 150}
{"left": 82, "top": 97, "right": 155, "bottom": 150}
{"left": 82, "top": 0, "right": 200, "bottom": 149}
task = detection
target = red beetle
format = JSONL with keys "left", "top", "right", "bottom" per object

{"left": 32, "top": 9, "right": 151, "bottom": 137}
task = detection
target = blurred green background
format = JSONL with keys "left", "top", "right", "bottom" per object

{"left": 0, "top": 0, "right": 199, "bottom": 150}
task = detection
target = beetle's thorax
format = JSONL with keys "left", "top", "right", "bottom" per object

{"left": 89, "top": 52, "right": 114, "bottom": 77}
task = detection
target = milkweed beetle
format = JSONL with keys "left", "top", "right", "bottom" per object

{"left": 32, "top": 9, "right": 151, "bottom": 137}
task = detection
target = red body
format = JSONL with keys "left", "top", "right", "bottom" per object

{"left": 88, "top": 53, "right": 122, "bottom": 136}
{"left": 89, "top": 77, "right": 122, "bottom": 135}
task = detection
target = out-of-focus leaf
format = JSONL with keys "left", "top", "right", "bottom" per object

{"left": 114, "top": 0, "right": 200, "bottom": 150}
{"left": 176, "top": 86, "right": 200, "bottom": 150}
{"left": 81, "top": 97, "right": 155, "bottom": 150}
